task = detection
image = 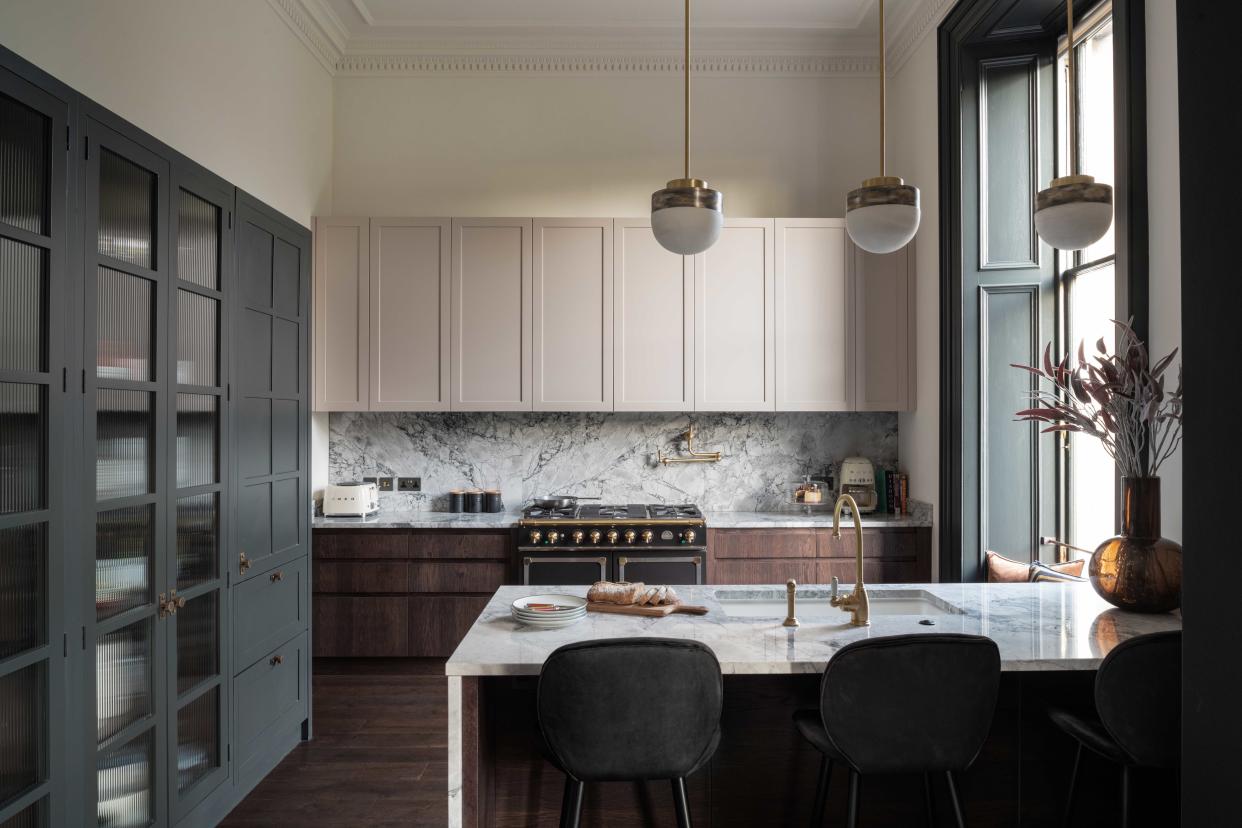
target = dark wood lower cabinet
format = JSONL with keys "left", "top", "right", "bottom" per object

{"left": 313, "top": 596, "right": 409, "bottom": 657}
{"left": 409, "top": 595, "right": 492, "bottom": 657}
{"left": 708, "top": 526, "right": 931, "bottom": 585}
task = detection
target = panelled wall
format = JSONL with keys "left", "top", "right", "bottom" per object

{"left": 315, "top": 216, "right": 916, "bottom": 415}
{"left": 0, "top": 47, "right": 311, "bottom": 828}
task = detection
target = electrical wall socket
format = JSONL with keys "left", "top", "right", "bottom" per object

{"left": 398, "top": 477, "right": 421, "bottom": 492}
{"left": 376, "top": 477, "right": 394, "bottom": 492}
{"left": 362, "top": 476, "right": 377, "bottom": 485}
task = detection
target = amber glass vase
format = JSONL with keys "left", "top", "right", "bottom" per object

{"left": 1089, "top": 477, "right": 1182, "bottom": 612}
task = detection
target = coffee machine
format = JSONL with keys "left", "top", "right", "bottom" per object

{"left": 837, "top": 457, "right": 878, "bottom": 514}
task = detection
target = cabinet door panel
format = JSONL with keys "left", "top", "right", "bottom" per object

{"left": 408, "top": 595, "right": 490, "bottom": 657}
{"left": 312, "top": 217, "right": 368, "bottom": 411}
{"left": 234, "top": 633, "right": 308, "bottom": 781}
{"left": 313, "top": 530, "right": 409, "bottom": 560}
{"left": 710, "top": 559, "right": 818, "bottom": 586}
{"left": 409, "top": 561, "right": 507, "bottom": 593}
{"left": 313, "top": 596, "right": 408, "bottom": 657}
{"left": 313, "top": 561, "right": 408, "bottom": 593}
{"left": 854, "top": 242, "right": 914, "bottom": 411}
{"left": 233, "top": 558, "right": 307, "bottom": 671}
{"left": 774, "top": 219, "right": 854, "bottom": 410}
{"left": 694, "top": 219, "right": 774, "bottom": 411}
{"left": 817, "top": 558, "right": 924, "bottom": 584}
{"left": 370, "top": 218, "right": 451, "bottom": 410}
{"left": 709, "top": 529, "right": 817, "bottom": 559}
{"left": 533, "top": 219, "right": 613, "bottom": 410}
{"left": 450, "top": 218, "right": 532, "bottom": 411}
{"left": 407, "top": 531, "right": 509, "bottom": 560}
{"left": 613, "top": 219, "right": 693, "bottom": 411}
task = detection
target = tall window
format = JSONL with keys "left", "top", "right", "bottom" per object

{"left": 1057, "top": 3, "right": 1116, "bottom": 555}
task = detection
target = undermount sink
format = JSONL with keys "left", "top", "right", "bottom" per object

{"left": 715, "top": 588, "right": 964, "bottom": 619}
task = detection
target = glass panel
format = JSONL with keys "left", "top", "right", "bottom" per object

{"left": 177, "top": 190, "right": 219, "bottom": 290}
{"left": 0, "top": 236, "right": 46, "bottom": 372}
{"left": 0, "top": 92, "right": 49, "bottom": 236}
{"left": 176, "top": 591, "right": 217, "bottom": 695}
{"left": 176, "top": 687, "right": 219, "bottom": 794}
{"left": 97, "top": 149, "right": 154, "bottom": 270}
{"left": 96, "top": 729, "right": 152, "bottom": 828}
{"left": 96, "top": 267, "right": 153, "bottom": 382}
{"left": 176, "top": 493, "right": 217, "bottom": 591}
{"left": 0, "top": 795, "right": 48, "bottom": 828}
{"left": 95, "top": 505, "right": 153, "bottom": 622}
{"left": 176, "top": 291, "right": 217, "bottom": 386}
{"left": 175, "top": 394, "right": 216, "bottom": 488}
{"left": 0, "top": 383, "right": 45, "bottom": 514}
{"left": 0, "top": 523, "right": 46, "bottom": 660}
{"left": 96, "top": 619, "right": 151, "bottom": 743}
{"left": 95, "top": 389, "right": 152, "bottom": 501}
{"left": 0, "top": 662, "right": 46, "bottom": 804}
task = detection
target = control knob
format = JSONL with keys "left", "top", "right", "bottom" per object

{"left": 590, "top": 530, "right": 602, "bottom": 544}
{"left": 607, "top": 530, "right": 619, "bottom": 544}
{"left": 641, "top": 530, "right": 654, "bottom": 544}
{"left": 528, "top": 530, "right": 542, "bottom": 545}
{"left": 624, "top": 530, "right": 637, "bottom": 544}
{"left": 547, "top": 531, "right": 561, "bottom": 544}
{"left": 572, "top": 530, "right": 585, "bottom": 544}
{"left": 682, "top": 529, "right": 697, "bottom": 544}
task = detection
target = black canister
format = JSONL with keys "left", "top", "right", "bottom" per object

{"left": 448, "top": 489, "right": 465, "bottom": 513}
{"left": 465, "top": 489, "right": 484, "bottom": 513}
{"left": 484, "top": 489, "right": 504, "bottom": 513}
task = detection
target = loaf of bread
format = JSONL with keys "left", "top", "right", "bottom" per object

{"left": 588, "top": 581, "right": 646, "bottom": 605}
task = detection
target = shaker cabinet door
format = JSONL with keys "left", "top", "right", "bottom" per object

{"left": 370, "top": 218, "right": 451, "bottom": 410}
{"left": 312, "top": 216, "right": 368, "bottom": 411}
{"left": 533, "top": 219, "right": 613, "bottom": 411}
{"left": 774, "top": 218, "right": 854, "bottom": 411}
{"left": 449, "top": 218, "right": 533, "bottom": 411}
{"left": 694, "top": 218, "right": 775, "bottom": 411}
{"left": 853, "top": 241, "right": 915, "bottom": 411}
{"left": 613, "top": 219, "right": 693, "bottom": 411}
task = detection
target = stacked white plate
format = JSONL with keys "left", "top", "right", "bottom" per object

{"left": 511, "top": 594, "right": 587, "bottom": 628}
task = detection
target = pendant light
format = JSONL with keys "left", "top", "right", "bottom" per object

{"left": 651, "top": 0, "right": 723, "bottom": 256}
{"left": 1034, "top": 0, "right": 1113, "bottom": 251}
{"left": 846, "top": 0, "right": 920, "bottom": 255}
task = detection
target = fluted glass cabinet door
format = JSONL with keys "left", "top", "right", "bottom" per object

{"left": 0, "top": 66, "right": 66, "bottom": 828}
{"left": 166, "top": 172, "right": 231, "bottom": 819}
{"left": 84, "top": 116, "right": 169, "bottom": 828}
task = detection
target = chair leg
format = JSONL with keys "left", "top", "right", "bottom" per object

{"left": 924, "top": 772, "right": 936, "bottom": 828}
{"left": 1119, "top": 766, "right": 1130, "bottom": 828}
{"left": 671, "top": 777, "right": 692, "bottom": 828}
{"left": 560, "top": 776, "right": 584, "bottom": 828}
{"left": 1062, "top": 743, "right": 1083, "bottom": 828}
{"left": 945, "top": 771, "right": 966, "bottom": 828}
{"left": 846, "top": 770, "right": 861, "bottom": 828}
{"left": 810, "top": 757, "right": 833, "bottom": 827}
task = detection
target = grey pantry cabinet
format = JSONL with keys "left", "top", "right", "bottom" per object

{"left": 0, "top": 45, "right": 311, "bottom": 828}
{"left": 313, "top": 217, "right": 916, "bottom": 413}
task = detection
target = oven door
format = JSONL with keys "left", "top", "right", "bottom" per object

{"left": 616, "top": 552, "right": 704, "bottom": 585}
{"left": 522, "top": 554, "right": 608, "bottom": 586}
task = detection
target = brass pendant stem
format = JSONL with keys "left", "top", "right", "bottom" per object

{"left": 684, "top": 0, "right": 690, "bottom": 180}
{"left": 1066, "top": 0, "right": 1078, "bottom": 176}
{"left": 879, "top": 0, "right": 886, "bottom": 178}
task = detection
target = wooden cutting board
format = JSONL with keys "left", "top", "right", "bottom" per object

{"left": 587, "top": 601, "right": 709, "bottom": 617}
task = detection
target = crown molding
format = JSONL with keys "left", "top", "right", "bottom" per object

{"left": 268, "top": 0, "right": 342, "bottom": 75}
{"left": 887, "top": 0, "right": 958, "bottom": 74}
{"left": 334, "top": 53, "right": 879, "bottom": 78}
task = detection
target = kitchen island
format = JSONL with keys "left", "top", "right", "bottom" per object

{"left": 447, "top": 581, "right": 1180, "bottom": 827}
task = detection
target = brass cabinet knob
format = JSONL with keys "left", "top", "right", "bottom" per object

{"left": 572, "top": 531, "right": 585, "bottom": 544}
{"left": 239, "top": 551, "right": 251, "bottom": 574}
{"left": 270, "top": 570, "right": 284, "bottom": 583}
{"left": 624, "top": 530, "right": 637, "bottom": 544}
{"left": 270, "top": 654, "right": 284, "bottom": 666}
{"left": 607, "top": 530, "right": 619, "bottom": 544}
{"left": 590, "top": 530, "right": 601, "bottom": 544}
{"left": 641, "top": 530, "right": 654, "bottom": 544}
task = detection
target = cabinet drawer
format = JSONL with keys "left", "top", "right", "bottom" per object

{"left": 710, "top": 529, "right": 817, "bottom": 559}
{"left": 710, "top": 559, "right": 818, "bottom": 585}
{"left": 409, "top": 560, "right": 507, "bottom": 593}
{"left": 234, "top": 633, "right": 308, "bottom": 780}
{"left": 408, "top": 531, "right": 510, "bottom": 560}
{"left": 818, "top": 529, "right": 918, "bottom": 559}
{"left": 818, "top": 558, "right": 928, "bottom": 584}
{"left": 313, "top": 596, "right": 408, "bottom": 657}
{"left": 409, "top": 595, "right": 490, "bottom": 657}
{"left": 314, "top": 560, "right": 408, "bottom": 593}
{"left": 234, "top": 558, "right": 306, "bottom": 672}
{"left": 314, "top": 530, "right": 409, "bottom": 559}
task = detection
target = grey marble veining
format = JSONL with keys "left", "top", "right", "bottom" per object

{"left": 329, "top": 411, "right": 898, "bottom": 512}
{"left": 313, "top": 511, "right": 521, "bottom": 530}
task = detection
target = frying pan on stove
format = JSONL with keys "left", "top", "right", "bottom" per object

{"left": 528, "top": 495, "right": 600, "bottom": 510}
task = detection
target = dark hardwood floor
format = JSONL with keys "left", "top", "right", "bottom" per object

{"left": 220, "top": 658, "right": 449, "bottom": 827}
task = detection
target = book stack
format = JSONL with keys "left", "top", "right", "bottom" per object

{"left": 874, "top": 469, "right": 910, "bottom": 515}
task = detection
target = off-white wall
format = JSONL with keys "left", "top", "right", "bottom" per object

{"left": 889, "top": 34, "right": 941, "bottom": 576}
{"left": 0, "top": 0, "right": 334, "bottom": 226}
{"left": 1145, "top": 0, "right": 1181, "bottom": 543}
{"left": 331, "top": 75, "right": 878, "bottom": 217}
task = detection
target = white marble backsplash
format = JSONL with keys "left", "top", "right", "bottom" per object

{"left": 328, "top": 412, "right": 898, "bottom": 512}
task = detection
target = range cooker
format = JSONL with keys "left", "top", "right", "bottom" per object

{"left": 518, "top": 503, "right": 706, "bottom": 586}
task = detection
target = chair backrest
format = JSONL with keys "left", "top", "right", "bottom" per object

{"left": 820, "top": 634, "right": 1001, "bottom": 774}
{"left": 1095, "top": 630, "right": 1181, "bottom": 768}
{"left": 537, "top": 638, "right": 723, "bottom": 782}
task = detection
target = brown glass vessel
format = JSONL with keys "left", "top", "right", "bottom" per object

{"left": 1089, "top": 477, "right": 1182, "bottom": 613}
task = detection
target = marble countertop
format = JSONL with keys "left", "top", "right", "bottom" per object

{"left": 445, "top": 582, "right": 1180, "bottom": 677}
{"left": 314, "top": 500, "right": 932, "bottom": 530}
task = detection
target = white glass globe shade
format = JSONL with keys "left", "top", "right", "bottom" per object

{"left": 651, "top": 206, "right": 724, "bottom": 255}
{"left": 1034, "top": 200, "right": 1113, "bottom": 251}
{"left": 846, "top": 203, "right": 920, "bottom": 255}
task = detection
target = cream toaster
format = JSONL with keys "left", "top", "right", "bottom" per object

{"left": 323, "top": 482, "right": 380, "bottom": 517}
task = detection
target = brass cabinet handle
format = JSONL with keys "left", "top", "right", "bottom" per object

{"left": 270, "top": 570, "right": 284, "bottom": 583}
{"left": 239, "top": 551, "right": 251, "bottom": 574}
{"left": 157, "top": 591, "right": 171, "bottom": 619}
{"left": 270, "top": 654, "right": 284, "bottom": 666}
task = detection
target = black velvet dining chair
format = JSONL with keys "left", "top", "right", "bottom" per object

{"left": 537, "top": 637, "right": 724, "bottom": 828}
{"left": 1048, "top": 629, "right": 1181, "bottom": 827}
{"left": 793, "top": 633, "right": 1002, "bottom": 828}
